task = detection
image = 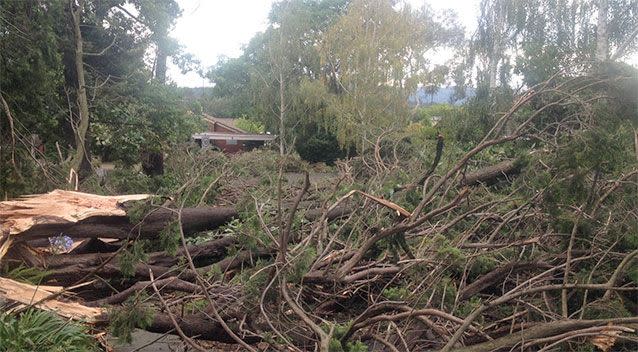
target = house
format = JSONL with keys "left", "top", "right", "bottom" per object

{"left": 192, "top": 114, "right": 276, "bottom": 153}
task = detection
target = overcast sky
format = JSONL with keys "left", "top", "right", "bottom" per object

{"left": 167, "top": 0, "right": 479, "bottom": 87}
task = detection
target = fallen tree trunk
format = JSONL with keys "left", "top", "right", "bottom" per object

{"left": 14, "top": 207, "right": 237, "bottom": 242}
{"left": 86, "top": 277, "right": 200, "bottom": 307}
{"left": 40, "top": 236, "right": 237, "bottom": 269}
{"left": 0, "top": 276, "right": 257, "bottom": 344}
{"left": 461, "top": 159, "right": 522, "bottom": 186}
{"left": 46, "top": 247, "right": 274, "bottom": 287}
{"left": 305, "top": 205, "right": 353, "bottom": 222}
{"left": 459, "top": 261, "right": 552, "bottom": 301}
{"left": 147, "top": 311, "right": 260, "bottom": 344}
{"left": 0, "top": 190, "right": 237, "bottom": 260}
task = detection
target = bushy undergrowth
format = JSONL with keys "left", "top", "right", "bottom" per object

{"left": 0, "top": 310, "right": 98, "bottom": 352}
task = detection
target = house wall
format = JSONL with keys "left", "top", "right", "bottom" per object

{"left": 212, "top": 139, "right": 244, "bottom": 153}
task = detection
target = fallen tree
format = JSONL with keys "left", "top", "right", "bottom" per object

{"left": 1, "top": 77, "right": 637, "bottom": 352}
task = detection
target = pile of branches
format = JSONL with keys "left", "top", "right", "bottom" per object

{"left": 1, "top": 74, "right": 637, "bottom": 351}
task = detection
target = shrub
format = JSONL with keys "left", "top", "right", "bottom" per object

{"left": 0, "top": 310, "right": 98, "bottom": 352}
{"left": 295, "top": 130, "right": 346, "bottom": 164}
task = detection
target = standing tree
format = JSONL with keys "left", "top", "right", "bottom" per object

{"left": 320, "top": 0, "right": 461, "bottom": 150}
{"left": 68, "top": 0, "right": 92, "bottom": 178}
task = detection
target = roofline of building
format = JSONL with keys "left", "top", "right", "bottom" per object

{"left": 192, "top": 132, "right": 276, "bottom": 142}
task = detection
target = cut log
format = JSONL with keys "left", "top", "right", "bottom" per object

{"left": 0, "top": 190, "right": 237, "bottom": 255}
{"left": 45, "top": 262, "right": 198, "bottom": 286}
{"left": 44, "top": 243, "right": 271, "bottom": 287}
{"left": 86, "top": 277, "right": 200, "bottom": 307}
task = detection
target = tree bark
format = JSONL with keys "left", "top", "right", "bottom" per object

{"left": 278, "top": 69, "right": 286, "bottom": 156}
{"left": 147, "top": 312, "right": 260, "bottom": 344}
{"left": 304, "top": 205, "right": 352, "bottom": 222}
{"left": 596, "top": 0, "right": 609, "bottom": 61}
{"left": 69, "top": 0, "right": 91, "bottom": 178}
{"left": 154, "top": 35, "right": 168, "bottom": 83}
{"left": 461, "top": 159, "right": 521, "bottom": 186}
{"left": 41, "top": 236, "right": 237, "bottom": 270}
{"left": 459, "top": 261, "right": 552, "bottom": 301}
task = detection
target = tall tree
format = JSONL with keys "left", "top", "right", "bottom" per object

{"left": 467, "top": 0, "right": 638, "bottom": 89}
{"left": 207, "top": 0, "right": 349, "bottom": 154}
{"left": 68, "top": 0, "right": 91, "bottom": 177}
{"left": 596, "top": 0, "right": 610, "bottom": 61}
{"left": 320, "top": 0, "right": 461, "bottom": 150}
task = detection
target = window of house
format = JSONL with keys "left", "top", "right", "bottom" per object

{"left": 226, "top": 139, "right": 237, "bottom": 145}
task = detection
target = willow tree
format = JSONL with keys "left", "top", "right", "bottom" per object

{"left": 320, "top": 0, "right": 461, "bottom": 151}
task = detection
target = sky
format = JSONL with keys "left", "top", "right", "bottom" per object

{"left": 167, "top": 0, "right": 637, "bottom": 87}
{"left": 167, "top": 0, "right": 480, "bottom": 87}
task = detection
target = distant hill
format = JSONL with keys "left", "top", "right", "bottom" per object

{"left": 409, "top": 86, "right": 475, "bottom": 106}
{"left": 180, "top": 86, "right": 475, "bottom": 109}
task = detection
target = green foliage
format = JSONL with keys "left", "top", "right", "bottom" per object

{"left": 381, "top": 286, "right": 410, "bottom": 301}
{"left": 0, "top": 310, "right": 97, "bottom": 352}
{"left": 556, "top": 127, "right": 631, "bottom": 175}
{"left": 1, "top": 265, "right": 51, "bottom": 285}
{"left": 321, "top": 0, "right": 461, "bottom": 149}
{"left": 346, "top": 341, "right": 369, "bottom": 352}
{"left": 329, "top": 338, "right": 368, "bottom": 352}
{"left": 414, "top": 104, "right": 459, "bottom": 125}
{"left": 93, "top": 83, "right": 199, "bottom": 165}
{"left": 295, "top": 130, "right": 346, "bottom": 164}
{"left": 95, "top": 168, "right": 152, "bottom": 195}
{"left": 184, "top": 298, "right": 208, "bottom": 315}
{"left": 108, "top": 294, "right": 155, "bottom": 344}
{"left": 205, "top": 263, "right": 223, "bottom": 280}
{"left": 436, "top": 104, "right": 489, "bottom": 145}
{"left": 126, "top": 198, "right": 160, "bottom": 225}
{"left": 240, "top": 260, "right": 273, "bottom": 307}
{"left": 581, "top": 299, "right": 631, "bottom": 320}
{"left": 159, "top": 221, "right": 181, "bottom": 256}
{"left": 235, "top": 117, "right": 265, "bottom": 133}
{"left": 437, "top": 244, "right": 465, "bottom": 268}
{"left": 456, "top": 297, "right": 482, "bottom": 318}
{"left": 288, "top": 247, "right": 316, "bottom": 283}
{"left": 468, "top": 255, "right": 498, "bottom": 278}
{"left": 119, "top": 240, "right": 148, "bottom": 277}
{"left": 323, "top": 321, "right": 368, "bottom": 352}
